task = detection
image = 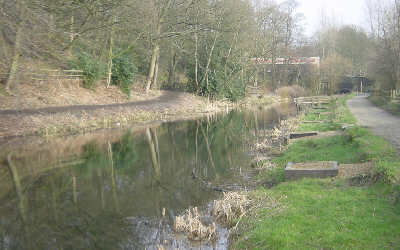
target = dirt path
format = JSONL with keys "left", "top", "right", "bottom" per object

{"left": 0, "top": 90, "right": 186, "bottom": 116}
{"left": 0, "top": 91, "right": 219, "bottom": 139}
{"left": 347, "top": 96, "right": 400, "bottom": 153}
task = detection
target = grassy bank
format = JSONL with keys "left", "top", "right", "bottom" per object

{"left": 232, "top": 95, "right": 400, "bottom": 249}
{"left": 369, "top": 94, "right": 400, "bottom": 116}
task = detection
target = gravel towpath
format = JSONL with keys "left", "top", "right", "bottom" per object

{"left": 0, "top": 91, "right": 207, "bottom": 139}
{"left": 347, "top": 96, "right": 400, "bottom": 153}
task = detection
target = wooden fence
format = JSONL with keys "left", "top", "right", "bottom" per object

{"left": 294, "top": 96, "right": 333, "bottom": 105}
{"left": 1, "top": 69, "right": 84, "bottom": 82}
{"left": 246, "top": 85, "right": 264, "bottom": 97}
{"left": 31, "top": 69, "right": 83, "bottom": 85}
{"left": 294, "top": 96, "right": 335, "bottom": 113}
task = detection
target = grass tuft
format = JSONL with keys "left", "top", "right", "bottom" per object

{"left": 174, "top": 207, "right": 217, "bottom": 242}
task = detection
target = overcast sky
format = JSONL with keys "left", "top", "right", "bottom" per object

{"left": 278, "top": 0, "right": 368, "bottom": 36}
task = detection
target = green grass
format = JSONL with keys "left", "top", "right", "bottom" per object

{"left": 233, "top": 95, "right": 400, "bottom": 249}
{"left": 274, "top": 135, "right": 368, "bottom": 165}
{"left": 275, "top": 127, "right": 397, "bottom": 167}
{"left": 298, "top": 95, "right": 356, "bottom": 132}
{"left": 232, "top": 180, "right": 400, "bottom": 250}
{"left": 298, "top": 122, "right": 342, "bottom": 132}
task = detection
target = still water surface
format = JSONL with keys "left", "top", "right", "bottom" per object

{"left": 0, "top": 104, "right": 294, "bottom": 249}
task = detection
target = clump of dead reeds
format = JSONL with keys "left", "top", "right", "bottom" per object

{"left": 251, "top": 116, "right": 301, "bottom": 153}
{"left": 174, "top": 207, "right": 217, "bottom": 242}
{"left": 212, "top": 192, "right": 251, "bottom": 227}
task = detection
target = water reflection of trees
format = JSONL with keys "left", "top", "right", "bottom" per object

{"left": 0, "top": 106, "right": 293, "bottom": 249}
{"left": 2, "top": 153, "right": 131, "bottom": 249}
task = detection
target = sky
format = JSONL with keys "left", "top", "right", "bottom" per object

{"left": 279, "top": 0, "right": 368, "bottom": 36}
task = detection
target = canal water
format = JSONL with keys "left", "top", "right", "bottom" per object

{"left": 0, "top": 103, "right": 295, "bottom": 249}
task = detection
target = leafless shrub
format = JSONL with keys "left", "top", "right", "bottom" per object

{"left": 271, "top": 117, "right": 301, "bottom": 150}
{"left": 276, "top": 85, "right": 306, "bottom": 99}
{"left": 174, "top": 207, "right": 217, "bottom": 242}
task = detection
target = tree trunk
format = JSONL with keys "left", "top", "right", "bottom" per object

{"left": 68, "top": 15, "right": 74, "bottom": 57}
{"left": 146, "top": 21, "right": 162, "bottom": 94}
{"left": 96, "top": 168, "right": 105, "bottom": 210}
{"left": 72, "top": 174, "right": 78, "bottom": 204}
{"left": 145, "top": 128, "right": 161, "bottom": 179}
{"left": 195, "top": 122, "right": 199, "bottom": 170}
{"left": 200, "top": 126, "right": 216, "bottom": 170}
{"left": 153, "top": 54, "right": 160, "bottom": 89}
{"left": 6, "top": 21, "right": 23, "bottom": 93}
{"left": 145, "top": 43, "right": 160, "bottom": 93}
{"left": 108, "top": 141, "right": 120, "bottom": 212}
{"left": 7, "top": 153, "right": 27, "bottom": 224}
{"left": 194, "top": 31, "right": 199, "bottom": 88}
{"left": 106, "top": 22, "right": 114, "bottom": 88}
{"left": 168, "top": 52, "right": 177, "bottom": 87}
{"left": 50, "top": 177, "right": 58, "bottom": 221}
{"left": 201, "top": 31, "right": 218, "bottom": 94}
{"left": 254, "top": 67, "right": 258, "bottom": 87}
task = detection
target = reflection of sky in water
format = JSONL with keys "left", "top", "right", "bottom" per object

{"left": 0, "top": 104, "right": 295, "bottom": 249}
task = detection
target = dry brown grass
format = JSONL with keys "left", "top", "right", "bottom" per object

{"left": 338, "top": 162, "right": 375, "bottom": 179}
{"left": 251, "top": 116, "right": 301, "bottom": 154}
{"left": 212, "top": 192, "right": 250, "bottom": 227}
{"left": 0, "top": 79, "right": 162, "bottom": 110}
{"left": 174, "top": 207, "right": 217, "bottom": 242}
